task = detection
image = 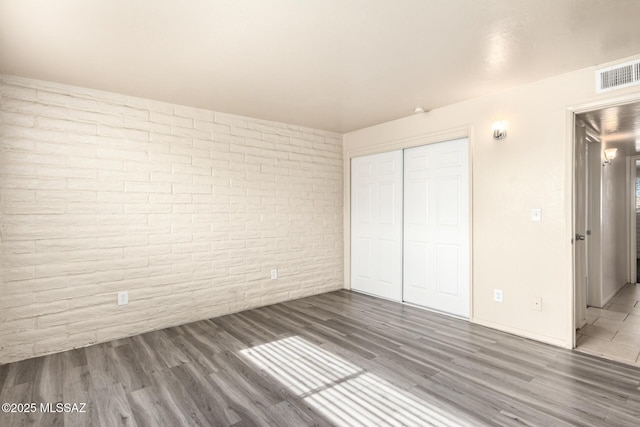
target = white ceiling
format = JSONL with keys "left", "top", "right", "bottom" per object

{"left": 579, "top": 101, "right": 640, "bottom": 156}
{"left": 2, "top": 0, "right": 640, "bottom": 133}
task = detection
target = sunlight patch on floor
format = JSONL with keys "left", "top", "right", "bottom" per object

{"left": 240, "top": 336, "right": 469, "bottom": 427}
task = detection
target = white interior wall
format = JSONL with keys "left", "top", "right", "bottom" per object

{"left": 587, "top": 143, "right": 628, "bottom": 307}
{"left": 587, "top": 140, "right": 602, "bottom": 307}
{"left": 636, "top": 164, "right": 640, "bottom": 260}
{"left": 600, "top": 153, "right": 629, "bottom": 303}
{"left": 344, "top": 54, "right": 640, "bottom": 348}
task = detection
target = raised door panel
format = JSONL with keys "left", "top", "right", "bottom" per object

{"left": 351, "top": 150, "right": 403, "bottom": 301}
{"left": 403, "top": 138, "right": 469, "bottom": 317}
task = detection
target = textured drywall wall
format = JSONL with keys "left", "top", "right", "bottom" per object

{"left": 344, "top": 54, "right": 640, "bottom": 348}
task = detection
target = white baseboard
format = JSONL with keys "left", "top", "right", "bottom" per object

{"left": 602, "top": 281, "right": 628, "bottom": 306}
{"left": 471, "top": 318, "right": 570, "bottom": 349}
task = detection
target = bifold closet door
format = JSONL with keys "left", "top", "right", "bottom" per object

{"left": 403, "top": 138, "right": 470, "bottom": 317}
{"left": 351, "top": 150, "right": 403, "bottom": 301}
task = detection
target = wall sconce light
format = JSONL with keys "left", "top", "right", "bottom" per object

{"left": 492, "top": 121, "right": 507, "bottom": 140}
{"left": 603, "top": 148, "right": 618, "bottom": 166}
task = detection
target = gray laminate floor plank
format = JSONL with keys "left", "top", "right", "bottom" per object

{"left": 0, "top": 383, "right": 33, "bottom": 426}
{"left": 206, "top": 370, "right": 278, "bottom": 427}
{"left": 211, "top": 351, "right": 295, "bottom": 406}
{"left": 491, "top": 408, "right": 577, "bottom": 427}
{"left": 604, "top": 404, "right": 640, "bottom": 427}
{"left": 210, "top": 316, "right": 265, "bottom": 347}
{"left": 11, "top": 357, "right": 38, "bottom": 387}
{"left": 110, "top": 344, "right": 153, "bottom": 394}
{"left": 171, "top": 335, "right": 221, "bottom": 375}
{"left": 421, "top": 372, "right": 570, "bottom": 427}
{"left": 85, "top": 344, "right": 123, "bottom": 391}
{"left": 127, "top": 333, "right": 176, "bottom": 378}
{"left": 170, "top": 362, "right": 242, "bottom": 426}
{"left": 150, "top": 332, "right": 191, "bottom": 368}
{"left": 92, "top": 383, "right": 137, "bottom": 427}
{"left": 149, "top": 368, "right": 211, "bottom": 427}
{"left": 128, "top": 385, "right": 177, "bottom": 427}
{"left": 63, "top": 365, "right": 100, "bottom": 427}
{"left": 0, "top": 363, "right": 9, "bottom": 393}
{"left": 1, "top": 289, "right": 640, "bottom": 426}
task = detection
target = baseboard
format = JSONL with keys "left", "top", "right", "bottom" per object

{"left": 602, "top": 281, "right": 628, "bottom": 306}
{"left": 471, "top": 318, "right": 570, "bottom": 349}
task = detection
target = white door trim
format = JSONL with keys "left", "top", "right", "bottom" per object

{"left": 628, "top": 155, "right": 640, "bottom": 284}
{"left": 568, "top": 92, "right": 640, "bottom": 349}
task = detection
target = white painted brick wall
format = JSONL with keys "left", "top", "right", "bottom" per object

{"left": 0, "top": 75, "right": 344, "bottom": 364}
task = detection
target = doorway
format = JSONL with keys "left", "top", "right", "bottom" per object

{"left": 574, "top": 101, "right": 640, "bottom": 364}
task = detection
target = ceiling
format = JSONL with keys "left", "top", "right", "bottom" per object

{"left": 2, "top": 0, "right": 640, "bottom": 133}
{"left": 579, "top": 101, "right": 640, "bottom": 156}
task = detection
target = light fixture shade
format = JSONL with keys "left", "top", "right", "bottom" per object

{"left": 492, "top": 121, "right": 507, "bottom": 140}
{"left": 602, "top": 148, "right": 618, "bottom": 166}
{"left": 604, "top": 148, "right": 618, "bottom": 160}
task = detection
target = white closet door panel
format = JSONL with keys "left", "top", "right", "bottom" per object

{"left": 436, "top": 244, "right": 460, "bottom": 295}
{"left": 403, "top": 138, "right": 470, "bottom": 317}
{"left": 351, "top": 150, "right": 403, "bottom": 301}
{"left": 354, "top": 238, "right": 372, "bottom": 279}
{"left": 406, "top": 241, "right": 429, "bottom": 290}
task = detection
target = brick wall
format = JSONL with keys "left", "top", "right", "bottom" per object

{"left": 0, "top": 75, "right": 344, "bottom": 364}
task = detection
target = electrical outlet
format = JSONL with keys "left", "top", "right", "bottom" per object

{"left": 494, "top": 289, "right": 503, "bottom": 303}
{"left": 270, "top": 269, "right": 278, "bottom": 280}
{"left": 533, "top": 297, "right": 542, "bottom": 311}
{"left": 118, "top": 291, "right": 128, "bottom": 306}
{"left": 531, "top": 208, "right": 542, "bottom": 222}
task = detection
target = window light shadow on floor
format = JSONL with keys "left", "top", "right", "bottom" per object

{"left": 240, "top": 336, "right": 468, "bottom": 427}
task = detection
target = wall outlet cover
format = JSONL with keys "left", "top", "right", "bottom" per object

{"left": 531, "top": 208, "right": 542, "bottom": 222}
{"left": 118, "top": 291, "right": 128, "bottom": 306}
{"left": 533, "top": 297, "right": 542, "bottom": 311}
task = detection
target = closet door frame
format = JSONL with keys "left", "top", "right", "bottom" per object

{"left": 344, "top": 126, "right": 473, "bottom": 319}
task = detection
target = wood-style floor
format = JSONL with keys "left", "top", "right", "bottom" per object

{"left": 1, "top": 290, "right": 639, "bottom": 426}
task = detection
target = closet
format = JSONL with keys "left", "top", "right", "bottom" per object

{"left": 351, "top": 138, "right": 470, "bottom": 318}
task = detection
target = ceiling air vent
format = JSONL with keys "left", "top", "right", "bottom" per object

{"left": 596, "top": 59, "right": 640, "bottom": 93}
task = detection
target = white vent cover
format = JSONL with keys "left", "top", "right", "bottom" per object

{"left": 596, "top": 59, "right": 640, "bottom": 93}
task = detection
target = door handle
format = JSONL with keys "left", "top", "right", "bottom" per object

{"left": 575, "top": 234, "right": 586, "bottom": 241}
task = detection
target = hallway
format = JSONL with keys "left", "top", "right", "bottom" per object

{"left": 577, "top": 283, "right": 640, "bottom": 365}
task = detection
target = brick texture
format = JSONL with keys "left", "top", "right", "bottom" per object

{"left": 0, "top": 75, "right": 344, "bottom": 364}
